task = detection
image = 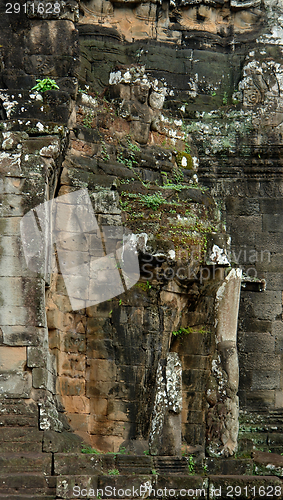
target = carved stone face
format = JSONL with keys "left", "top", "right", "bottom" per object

{"left": 131, "top": 83, "right": 150, "bottom": 104}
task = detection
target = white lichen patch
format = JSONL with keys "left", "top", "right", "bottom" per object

{"left": 36, "top": 122, "right": 44, "bottom": 132}
{"left": 0, "top": 93, "right": 18, "bottom": 119}
{"left": 166, "top": 352, "right": 182, "bottom": 413}
{"left": 39, "top": 141, "right": 60, "bottom": 158}
{"left": 209, "top": 244, "right": 230, "bottom": 265}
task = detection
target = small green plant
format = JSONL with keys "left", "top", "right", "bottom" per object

{"left": 211, "top": 90, "right": 217, "bottom": 97}
{"left": 151, "top": 469, "right": 157, "bottom": 475}
{"left": 172, "top": 326, "right": 192, "bottom": 337}
{"left": 127, "top": 138, "right": 141, "bottom": 152}
{"left": 135, "top": 281, "right": 152, "bottom": 292}
{"left": 139, "top": 192, "right": 165, "bottom": 211}
{"left": 101, "top": 143, "right": 110, "bottom": 162}
{"left": 32, "top": 78, "right": 59, "bottom": 92}
{"left": 119, "top": 446, "right": 126, "bottom": 454}
{"left": 108, "top": 469, "right": 120, "bottom": 475}
{"left": 118, "top": 299, "right": 123, "bottom": 306}
{"left": 184, "top": 142, "right": 191, "bottom": 154}
{"left": 97, "top": 493, "right": 102, "bottom": 499}
{"left": 119, "top": 200, "right": 129, "bottom": 210}
{"left": 143, "top": 450, "right": 150, "bottom": 455}
{"left": 222, "top": 91, "right": 228, "bottom": 105}
{"left": 198, "top": 327, "right": 210, "bottom": 334}
{"left": 188, "top": 455, "right": 195, "bottom": 475}
{"left": 83, "top": 110, "right": 93, "bottom": 128}
{"left": 203, "top": 464, "right": 208, "bottom": 474}
{"left": 78, "top": 85, "right": 90, "bottom": 94}
{"left": 82, "top": 446, "right": 100, "bottom": 454}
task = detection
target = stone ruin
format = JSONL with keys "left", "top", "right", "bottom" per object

{"left": 1, "top": 0, "right": 283, "bottom": 497}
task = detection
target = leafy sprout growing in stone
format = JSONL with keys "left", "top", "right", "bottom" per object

{"left": 188, "top": 455, "right": 195, "bottom": 475}
{"left": 108, "top": 469, "right": 120, "bottom": 475}
{"left": 31, "top": 78, "right": 59, "bottom": 92}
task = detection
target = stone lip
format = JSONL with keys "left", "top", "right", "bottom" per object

{"left": 252, "top": 450, "right": 283, "bottom": 467}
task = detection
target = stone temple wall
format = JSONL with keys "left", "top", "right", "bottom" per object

{"left": 76, "top": 0, "right": 283, "bottom": 452}
{"left": 1, "top": 0, "right": 283, "bottom": 493}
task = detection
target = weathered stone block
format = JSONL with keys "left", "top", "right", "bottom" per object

{"left": 275, "top": 390, "right": 283, "bottom": 408}
{"left": 2, "top": 325, "right": 46, "bottom": 346}
{"left": 62, "top": 331, "right": 86, "bottom": 353}
{"left": 26, "top": 20, "right": 78, "bottom": 56}
{"left": 56, "top": 475, "right": 98, "bottom": 499}
{"left": 272, "top": 321, "right": 283, "bottom": 337}
{"left": 186, "top": 410, "right": 205, "bottom": 424}
{"left": 67, "top": 413, "right": 90, "bottom": 432}
{"left": 226, "top": 196, "right": 260, "bottom": 216}
{"left": 238, "top": 315, "right": 272, "bottom": 333}
{"left": 263, "top": 272, "right": 283, "bottom": 291}
{"left": 0, "top": 151, "right": 22, "bottom": 176}
{"left": 32, "top": 367, "right": 55, "bottom": 392}
{"left": 183, "top": 369, "right": 210, "bottom": 391}
{"left": 86, "top": 359, "right": 117, "bottom": 382}
{"left": 0, "top": 451, "right": 52, "bottom": 474}
{"left": 27, "top": 346, "right": 55, "bottom": 373}
{"left": 116, "top": 365, "right": 143, "bottom": 386}
{"left": 57, "top": 375, "right": 86, "bottom": 396}
{"left": 107, "top": 399, "right": 136, "bottom": 422}
{"left": 0, "top": 177, "right": 25, "bottom": 196}
{"left": 43, "top": 430, "right": 83, "bottom": 453}
{"left": 89, "top": 397, "right": 108, "bottom": 417}
{"left": 88, "top": 416, "right": 131, "bottom": 437}
{"left": 61, "top": 395, "right": 90, "bottom": 414}
{"left": 0, "top": 371, "right": 31, "bottom": 398}
{"left": 86, "top": 338, "right": 114, "bottom": 360}
{"left": 0, "top": 217, "right": 21, "bottom": 236}
{"left": 57, "top": 351, "right": 85, "bottom": 377}
{"left": 263, "top": 213, "right": 283, "bottom": 232}
{"left": 54, "top": 453, "right": 116, "bottom": 475}
{"left": 238, "top": 331, "right": 275, "bottom": 354}
{"left": 226, "top": 215, "right": 262, "bottom": 245}
{"left": 256, "top": 232, "right": 283, "bottom": 254}
{"left": 0, "top": 255, "right": 34, "bottom": 278}
{"left": 183, "top": 423, "right": 206, "bottom": 446}
{"left": 251, "top": 291, "right": 282, "bottom": 320}
{"left": 180, "top": 354, "right": 211, "bottom": 370}
{"left": 175, "top": 332, "right": 213, "bottom": 356}
{"left": 245, "top": 353, "right": 280, "bottom": 370}
{"left": 251, "top": 370, "right": 280, "bottom": 390}
{"left": 91, "top": 190, "right": 121, "bottom": 215}
{"left": 256, "top": 253, "right": 283, "bottom": 273}
{"left": 0, "top": 346, "right": 26, "bottom": 371}
{"left": 46, "top": 308, "right": 64, "bottom": 330}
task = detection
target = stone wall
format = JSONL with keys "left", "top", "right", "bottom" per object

{"left": 0, "top": 0, "right": 80, "bottom": 436}
{"left": 1, "top": 0, "right": 283, "bottom": 476}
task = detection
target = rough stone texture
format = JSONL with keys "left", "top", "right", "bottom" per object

{"left": 206, "top": 269, "right": 242, "bottom": 458}
{"left": 149, "top": 352, "right": 182, "bottom": 456}
{"left": 2, "top": 0, "right": 283, "bottom": 493}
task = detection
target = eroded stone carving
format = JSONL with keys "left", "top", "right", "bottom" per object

{"left": 149, "top": 352, "right": 182, "bottom": 456}
{"left": 206, "top": 269, "right": 242, "bottom": 457}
